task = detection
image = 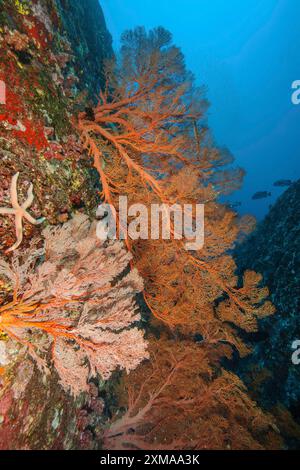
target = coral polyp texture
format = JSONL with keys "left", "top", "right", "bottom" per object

{"left": 0, "top": 213, "right": 147, "bottom": 396}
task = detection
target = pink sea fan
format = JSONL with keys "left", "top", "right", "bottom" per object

{"left": 0, "top": 214, "right": 148, "bottom": 396}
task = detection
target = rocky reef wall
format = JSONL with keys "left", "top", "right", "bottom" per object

{"left": 235, "top": 180, "right": 300, "bottom": 446}
{"left": 0, "top": 0, "right": 114, "bottom": 449}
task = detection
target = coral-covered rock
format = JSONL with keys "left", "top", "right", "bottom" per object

{"left": 0, "top": 0, "right": 119, "bottom": 450}
{"left": 0, "top": 0, "right": 113, "bottom": 249}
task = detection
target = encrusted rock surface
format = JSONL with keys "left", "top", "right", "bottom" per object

{"left": 235, "top": 179, "right": 300, "bottom": 444}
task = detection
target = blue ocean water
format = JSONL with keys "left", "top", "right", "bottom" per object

{"left": 101, "top": 0, "right": 300, "bottom": 219}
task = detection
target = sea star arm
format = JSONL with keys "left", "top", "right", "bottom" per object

{"left": 0, "top": 208, "right": 16, "bottom": 215}
{"left": 6, "top": 213, "right": 23, "bottom": 253}
{"left": 22, "top": 183, "right": 34, "bottom": 210}
{"left": 10, "top": 172, "right": 20, "bottom": 208}
{"left": 23, "top": 211, "right": 45, "bottom": 225}
{"left": 22, "top": 183, "right": 45, "bottom": 224}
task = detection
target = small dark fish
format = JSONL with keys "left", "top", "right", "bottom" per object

{"left": 252, "top": 191, "right": 271, "bottom": 200}
{"left": 273, "top": 179, "right": 292, "bottom": 187}
{"left": 227, "top": 201, "right": 242, "bottom": 209}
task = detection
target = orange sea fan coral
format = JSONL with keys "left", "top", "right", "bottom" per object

{"left": 76, "top": 27, "right": 273, "bottom": 350}
{"left": 103, "top": 339, "right": 281, "bottom": 450}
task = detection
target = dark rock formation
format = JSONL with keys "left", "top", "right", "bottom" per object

{"left": 235, "top": 180, "right": 300, "bottom": 440}
{"left": 56, "top": 0, "right": 113, "bottom": 97}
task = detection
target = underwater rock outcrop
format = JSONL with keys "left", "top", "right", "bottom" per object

{"left": 235, "top": 179, "right": 300, "bottom": 446}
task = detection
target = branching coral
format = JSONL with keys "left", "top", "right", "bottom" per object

{"left": 77, "top": 28, "right": 203, "bottom": 213}
{"left": 104, "top": 339, "right": 281, "bottom": 450}
{"left": 74, "top": 28, "right": 279, "bottom": 450}
{"left": 0, "top": 213, "right": 148, "bottom": 396}
{"left": 76, "top": 27, "right": 274, "bottom": 353}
